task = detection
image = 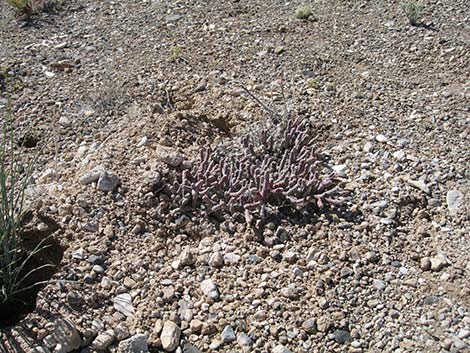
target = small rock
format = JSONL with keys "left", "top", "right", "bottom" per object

{"left": 209, "top": 252, "right": 224, "bottom": 268}
{"left": 91, "top": 319, "right": 105, "bottom": 332}
{"left": 91, "top": 330, "right": 115, "bottom": 351}
{"left": 114, "top": 323, "right": 130, "bottom": 341}
{"left": 165, "top": 14, "right": 182, "bottom": 23}
{"left": 446, "top": 190, "right": 464, "bottom": 216}
{"left": 428, "top": 198, "right": 441, "bottom": 207}
{"left": 364, "top": 251, "right": 379, "bottom": 263}
{"left": 280, "top": 285, "right": 299, "bottom": 300}
{"left": 393, "top": 150, "right": 405, "bottom": 160}
{"left": 174, "top": 215, "right": 190, "bottom": 228}
{"left": 59, "top": 116, "right": 71, "bottom": 126}
{"left": 179, "top": 247, "right": 196, "bottom": 267}
{"left": 53, "top": 318, "right": 81, "bottom": 353}
{"left": 29, "top": 348, "right": 48, "bottom": 353}
{"left": 209, "top": 340, "right": 222, "bottom": 349}
{"left": 67, "top": 291, "right": 82, "bottom": 305}
{"left": 333, "top": 330, "right": 351, "bottom": 344}
{"left": 183, "top": 343, "right": 202, "bottom": 353}
{"left": 372, "top": 279, "right": 386, "bottom": 290}
{"left": 202, "top": 323, "right": 217, "bottom": 335}
{"left": 340, "top": 267, "right": 353, "bottom": 277}
{"left": 283, "top": 251, "right": 298, "bottom": 264}
{"left": 161, "top": 153, "right": 183, "bottom": 168}
{"left": 316, "top": 316, "right": 331, "bottom": 333}
{"left": 101, "top": 276, "right": 112, "bottom": 289}
{"left": 363, "top": 142, "right": 373, "bottom": 152}
{"left": 79, "top": 166, "right": 104, "bottom": 185}
{"left": 237, "top": 333, "right": 253, "bottom": 349}
{"left": 118, "top": 334, "right": 149, "bottom": 353}
{"left": 406, "top": 178, "right": 430, "bottom": 194}
{"left": 220, "top": 325, "right": 236, "bottom": 343}
{"left": 318, "top": 297, "right": 329, "bottom": 309}
{"left": 200, "top": 279, "right": 220, "bottom": 301}
{"left": 420, "top": 257, "right": 431, "bottom": 271}
{"left": 458, "top": 329, "right": 470, "bottom": 339}
{"left": 189, "top": 319, "right": 203, "bottom": 334}
{"left": 430, "top": 254, "right": 449, "bottom": 272}
{"left": 97, "top": 171, "right": 120, "bottom": 192}
{"left": 223, "top": 252, "right": 241, "bottom": 265}
{"left": 453, "top": 338, "right": 468, "bottom": 351}
{"left": 131, "top": 224, "right": 142, "bottom": 234}
{"left": 137, "top": 136, "right": 148, "bottom": 148}
{"left": 162, "top": 287, "right": 175, "bottom": 303}
{"left": 92, "top": 264, "right": 105, "bottom": 274}
{"left": 332, "top": 164, "right": 347, "bottom": 176}
{"left": 161, "top": 279, "right": 173, "bottom": 286}
{"left": 124, "top": 277, "right": 136, "bottom": 289}
{"left": 302, "top": 319, "right": 317, "bottom": 334}
{"left": 113, "top": 293, "right": 135, "bottom": 317}
{"left": 272, "top": 345, "right": 293, "bottom": 353}
{"left": 72, "top": 248, "right": 86, "bottom": 260}
{"left": 160, "top": 321, "right": 181, "bottom": 352}
{"left": 424, "top": 295, "right": 439, "bottom": 305}
{"left": 103, "top": 224, "right": 114, "bottom": 238}
{"left": 390, "top": 310, "right": 400, "bottom": 319}
{"left": 193, "top": 81, "right": 207, "bottom": 93}
{"left": 375, "top": 134, "right": 388, "bottom": 143}
{"left": 153, "top": 320, "right": 164, "bottom": 336}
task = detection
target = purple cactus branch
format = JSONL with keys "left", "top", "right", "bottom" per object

{"left": 165, "top": 116, "right": 343, "bottom": 226}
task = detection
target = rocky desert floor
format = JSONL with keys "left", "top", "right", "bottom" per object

{"left": 0, "top": 0, "right": 469, "bottom": 352}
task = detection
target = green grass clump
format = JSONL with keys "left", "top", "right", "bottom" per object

{"left": 6, "top": 0, "right": 33, "bottom": 19}
{"left": 0, "top": 101, "right": 45, "bottom": 306}
{"left": 6, "top": 0, "right": 60, "bottom": 21}
{"left": 295, "top": 5, "right": 316, "bottom": 21}
{"left": 400, "top": 0, "right": 425, "bottom": 26}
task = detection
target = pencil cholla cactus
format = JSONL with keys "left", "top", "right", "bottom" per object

{"left": 167, "top": 115, "right": 342, "bottom": 227}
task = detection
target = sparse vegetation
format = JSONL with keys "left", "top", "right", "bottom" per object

{"left": 89, "top": 67, "right": 132, "bottom": 112}
{"left": 0, "top": 100, "right": 45, "bottom": 306}
{"left": 6, "top": 0, "right": 33, "bottom": 19}
{"left": 295, "top": 5, "right": 316, "bottom": 21}
{"left": 170, "top": 45, "right": 190, "bottom": 64}
{"left": 6, "top": 0, "right": 60, "bottom": 21}
{"left": 400, "top": 0, "right": 425, "bottom": 26}
{"left": 170, "top": 45, "right": 183, "bottom": 62}
{"left": 307, "top": 78, "right": 321, "bottom": 89}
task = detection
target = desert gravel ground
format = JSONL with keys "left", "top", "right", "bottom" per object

{"left": 0, "top": 0, "right": 469, "bottom": 352}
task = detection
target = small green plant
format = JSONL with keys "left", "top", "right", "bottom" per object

{"left": 295, "top": 5, "right": 316, "bottom": 21}
{"left": 6, "top": 0, "right": 33, "bottom": 19}
{"left": 400, "top": 0, "right": 425, "bottom": 26}
{"left": 170, "top": 45, "right": 183, "bottom": 62}
{"left": 307, "top": 78, "right": 321, "bottom": 89}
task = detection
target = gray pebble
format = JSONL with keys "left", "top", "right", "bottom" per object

{"left": 221, "top": 325, "right": 236, "bottom": 343}
{"left": 97, "top": 171, "right": 120, "bottom": 192}
{"left": 333, "top": 330, "right": 351, "bottom": 344}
